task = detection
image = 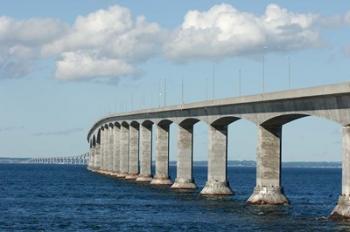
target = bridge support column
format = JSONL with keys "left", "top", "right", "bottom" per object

{"left": 151, "top": 123, "right": 172, "bottom": 185}
{"left": 111, "top": 125, "right": 121, "bottom": 176}
{"left": 91, "top": 147, "right": 96, "bottom": 170}
{"left": 119, "top": 123, "right": 129, "bottom": 177}
{"left": 87, "top": 144, "right": 92, "bottom": 169}
{"left": 126, "top": 123, "right": 139, "bottom": 179}
{"left": 100, "top": 127, "right": 107, "bottom": 174}
{"left": 201, "top": 125, "right": 233, "bottom": 195}
{"left": 95, "top": 142, "right": 101, "bottom": 170}
{"left": 102, "top": 126, "right": 111, "bottom": 174}
{"left": 106, "top": 126, "right": 114, "bottom": 175}
{"left": 331, "top": 126, "right": 350, "bottom": 219}
{"left": 88, "top": 146, "right": 95, "bottom": 171}
{"left": 136, "top": 123, "right": 153, "bottom": 182}
{"left": 247, "top": 125, "right": 288, "bottom": 205}
{"left": 171, "top": 124, "right": 196, "bottom": 189}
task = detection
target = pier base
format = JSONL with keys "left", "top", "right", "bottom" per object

{"left": 200, "top": 181, "right": 233, "bottom": 195}
{"left": 330, "top": 195, "right": 350, "bottom": 220}
{"left": 117, "top": 172, "right": 127, "bottom": 178}
{"left": 108, "top": 172, "right": 121, "bottom": 178}
{"left": 247, "top": 186, "right": 288, "bottom": 205}
{"left": 150, "top": 177, "right": 173, "bottom": 185}
{"left": 136, "top": 175, "right": 153, "bottom": 182}
{"left": 125, "top": 174, "right": 138, "bottom": 180}
{"left": 171, "top": 178, "right": 196, "bottom": 189}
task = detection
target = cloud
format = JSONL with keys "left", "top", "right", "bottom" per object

{"left": 345, "top": 11, "right": 350, "bottom": 24}
{"left": 344, "top": 45, "right": 350, "bottom": 57}
{"left": 43, "top": 5, "right": 164, "bottom": 81}
{"left": 164, "top": 4, "right": 321, "bottom": 61}
{"left": 0, "top": 4, "right": 348, "bottom": 81}
{"left": 32, "top": 128, "right": 84, "bottom": 136}
{"left": 0, "top": 16, "right": 68, "bottom": 79}
{"left": 55, "top": 51, "right": 136, "bottom": 81}
{"left": 0, "top": 126, "right": 24, "bottom": 133}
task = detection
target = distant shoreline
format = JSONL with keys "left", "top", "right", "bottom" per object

{"left": 0, "top": 158, "right": 341, "bottom": 168}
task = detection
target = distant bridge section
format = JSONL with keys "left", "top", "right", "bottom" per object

{"left": 86, "top": 82, "right": 350, "bottom": 219}
{"left": 30, "top": 153, "right": 89, "bottom": 165}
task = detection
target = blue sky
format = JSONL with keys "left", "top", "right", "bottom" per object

{"left": 0, "top": 0, "right": 349, "bottom": 161}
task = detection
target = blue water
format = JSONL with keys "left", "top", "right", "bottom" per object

{"left": 1, "top": 164, "right": 350, "bottom": 231}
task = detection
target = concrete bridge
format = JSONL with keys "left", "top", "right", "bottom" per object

{"left": 31, "top": 153, "right": 89, "bottom": 165}
{"left": 86, "top": 82, "right": 350, "bottom": 219}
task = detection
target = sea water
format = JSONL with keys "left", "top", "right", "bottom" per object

{"left": 1, "top": 164, "right": 350, "bottom": 231}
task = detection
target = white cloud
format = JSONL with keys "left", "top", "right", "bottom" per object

{"left": 0, "top": 16, "right": 67, "bottom": 79}
{"left": 344, "top": 45, "right": 350, "bottom": 57}
{"left": 43, "top": 5, "right": 164, "bottom": 81}
{"left": 0, "top": 5, "right": 163, "bottom": 81}
{"left": 345, "top": 11, "right": 350, "bottom": 24}
{"left": 0, "top": 4, "right": 348, "bottom": 81}
{"left": 55, "top": 51, "right": 136, "bottom": 81}
{"left": 165, "top": 4, "right": 320, "bottom": 61}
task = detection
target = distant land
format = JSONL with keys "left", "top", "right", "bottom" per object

{"left": 190, "top": 161, "right": 341, "bottom": 169}
{"left": 0, "top": 158, "right": 32, "bottom": 164}
{"left": 0, "top": 157, "right": 341, "bottom": 168}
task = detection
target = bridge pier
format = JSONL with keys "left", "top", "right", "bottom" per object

{"left": 91, "top": 147, "right": 96, "bottom": 170}
{"left": 89, "top": 145, "right": 95, "bottom": 170}
{"left": 119, "top": 123, "right": 129, "bottom": 178}
{"left": 200, "top": 124, "right": 233, "bottom": 195}
{"left": 171, "top": 124, "right": 196, "bottom": 189}
{"left": 106, "top": 125, "right": 114, "bottom": 175}
{"left": 247, "top": 125, "right": 288, "bottom": 205}
{"left": 87, "top": 142, "right": 93, "bottom": 169}
{"left": 101, "top": 125, "right": 111, "bottom": 175}
{"left": 94, "top": 135, "right": 101, "bottom": 170}
{"left": 331, "top": 126, "right": 350, "bottom": 219}
{"left": 100, "top": 127, "right": 107, "bottom": 174}
{"left": 111, "top": 124, "right": 121, "bottom": 176}
{"left": 136, "top": 123, "right": 153, "bottom": 182}
{"left": 125, "top": 123, "right": 139, "bottom": 179}
{"left": 151, "top": 123, "right": 173, "bottom": 185}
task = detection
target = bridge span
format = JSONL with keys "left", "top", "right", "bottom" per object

{"left": 86, "top": 82, "right": 350, "bottom": 219}
{"left": 31, "top": 153, "right": 89, "bottom": 165}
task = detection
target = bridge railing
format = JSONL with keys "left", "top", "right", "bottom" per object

{"left": 29, "top": 153, "right": 89, "bottom": 165}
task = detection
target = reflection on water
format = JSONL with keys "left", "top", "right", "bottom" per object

{"left": 0, "top": 164, "right": 349, "bottom": 231}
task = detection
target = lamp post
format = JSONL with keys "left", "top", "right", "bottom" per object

{"left": 163, "top": 77, "right": 167, "bottom": 106}
{"left": 181, "top": 76, "right": 184, "bottom": 105}
{"left": 212, "top": 62, "right": 216, "bottom": 100}
{"left": 262, "top": 46, "right": 268, "bottom": 93}
{"left": 288, "top": 55, "right": 291, "bottom": 89}
{"left": 238, "top": 68, "right": 242, "bottom": 96}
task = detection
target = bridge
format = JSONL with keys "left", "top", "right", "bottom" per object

{"left": 31, "top": 153, "right": 89, "bottom": 165}
{"left": 86, "top": 82, "right": 350, "bottom": 219}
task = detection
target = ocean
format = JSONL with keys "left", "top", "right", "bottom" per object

{"left": 1, "top": 164, "right": 350, "bottom": 231}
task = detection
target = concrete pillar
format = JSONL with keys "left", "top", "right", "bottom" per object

{"left": 150, "top": 123, "right": 173, "bottom": 185}
{"left": 107, "top": 126, "right": 114, "bottom": 174}
{"left": 200, "top": 124, "right": 233, "bottom": 195}
{"left": 119, "top": 123, "right": 129, "bottom": 177}
{"left": 171, "top": 124, "right": 196, "bottom": 189}
{"left": 103, "top": 126, "right": 110, "bottom": 174}
{"left": 126, "top": 123, "right": 139, "bottom": 179}
{"left": 330, "top": 126, "right": 350, "bottom": 219}
{"left": 247, "top": 125, "right": 288, "bottom": 205}
{"left": 100, "top": 128, "right": 107, "bottom": 173}
{"left": 95, "top": 143, "right": 101, "bottom": 170}
{"left": 89, "top": 146, "right": 95, "bottom": 170}
{"left": 136, "top": 123, "right": 153, "bottom": 182}
{"left": 112, "top": 125, "right": 121, "bottom": 176}
{"left": 87, "top": 143, "right": 92, "bottom": 169}
{"left": 91, "top": 147, "right": 96, "bottom": 169}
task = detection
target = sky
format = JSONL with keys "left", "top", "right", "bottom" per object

{"left": 0, "top": 0, "right": 349, "bottom": 161}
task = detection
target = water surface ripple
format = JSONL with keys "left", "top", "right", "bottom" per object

{"left": 1, "top": 164, "right": 349, "bottom": 231}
